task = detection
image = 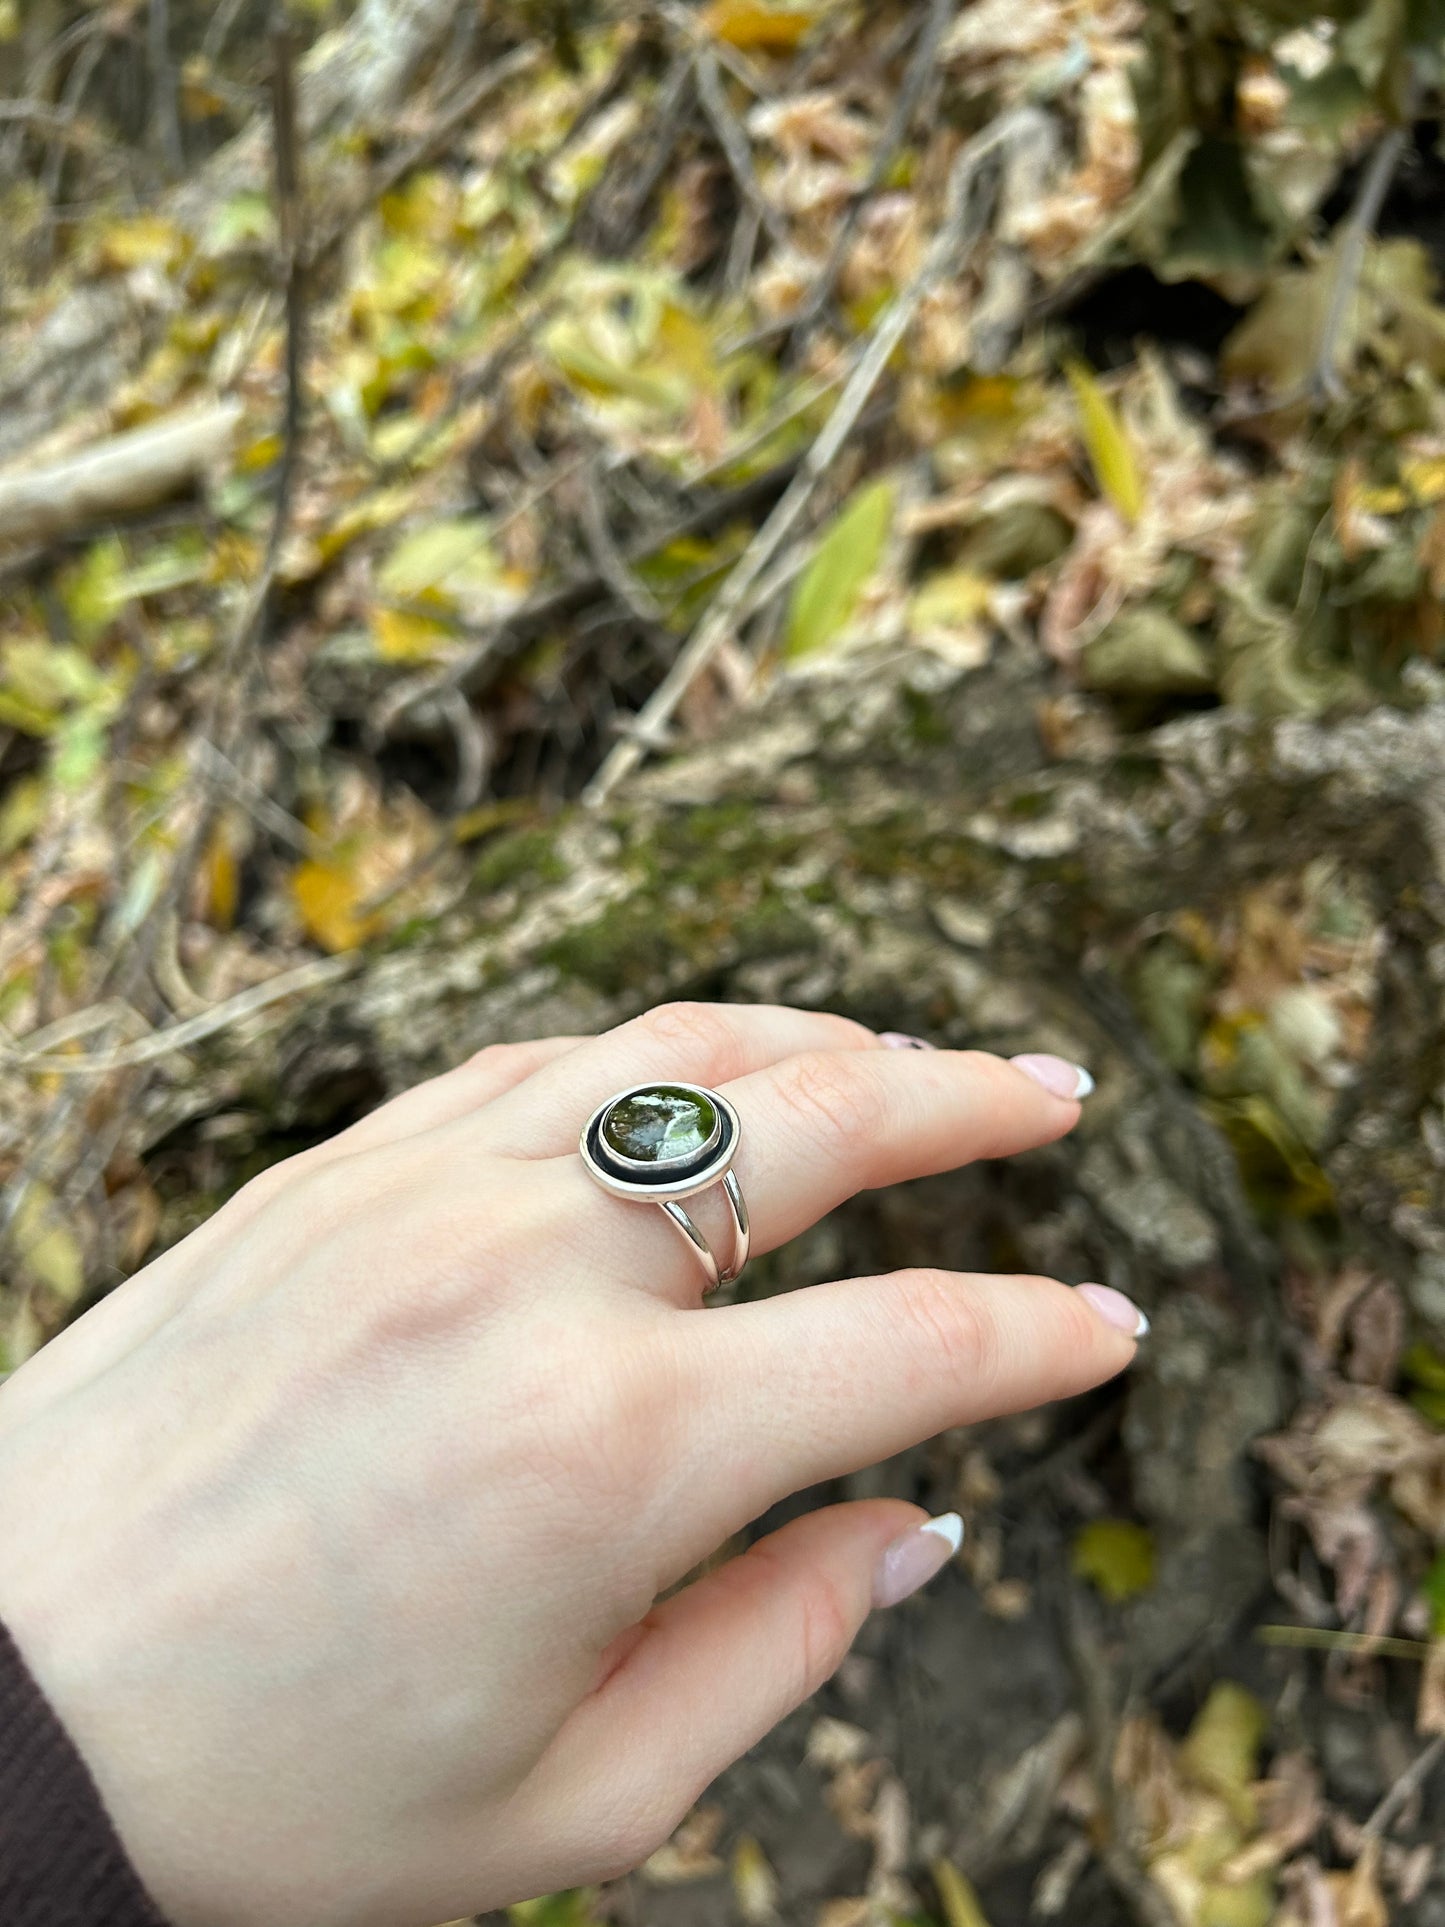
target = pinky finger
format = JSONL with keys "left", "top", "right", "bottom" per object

{"left": 519, "top": 1501, "right": 956, "bottom": 1877}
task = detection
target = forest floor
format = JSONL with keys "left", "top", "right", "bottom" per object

{"left": 4, "top": 2, "right": 1445, "bottom": 1922}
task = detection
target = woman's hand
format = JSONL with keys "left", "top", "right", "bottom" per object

{"left": 0, "top": 1004, "right": 1143, "bottom": 1927}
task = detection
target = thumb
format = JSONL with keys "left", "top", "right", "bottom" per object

{"left": 524, "top": 1501, "right": 961, "bottom": 1878}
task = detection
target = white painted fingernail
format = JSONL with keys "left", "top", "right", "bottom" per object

{"left": 1010, "top": 1053, "right": 1094, "bottom": 1100}
{"left": 1077, "top": 1282, "right": 1150, "bottom": 1338}
{"left": 872, "top": 1512, "right": 964, "bottom": 1609}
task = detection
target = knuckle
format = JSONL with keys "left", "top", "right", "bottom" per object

{"left": 791, "top": 1566, "right": 854, "bottom": 1699}
{"left": 771, "top": 1052, "right": 888, "bottom": 1155}
{"left": 891, "top": 1267, "right": 1003, "bottom": 1391}
{"left": 636, "top": 999, "right": 738, "bottom": 1063}
{"left": 722, "top": 1539, "right": 852, "bottom": 1705}
{"left": 461, "top": 1040, "right": 524, "bottom": 1081}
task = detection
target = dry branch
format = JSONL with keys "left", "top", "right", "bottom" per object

{"left": 0, "top": 400, "right": 243, "bottom": 547}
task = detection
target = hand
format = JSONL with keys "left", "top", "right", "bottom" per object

{"left": 0, "top": 1004, "right": 1142, "bottom": 1927}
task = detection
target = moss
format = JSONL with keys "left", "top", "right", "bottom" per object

{"left": 901, "top": 684, "right": 951, "bottom": 748}
{"left": 642, "top": 798, "right": 810, "bottom": 893}
{"left": 473, "top": 825, "right": 569, "bottom": 894}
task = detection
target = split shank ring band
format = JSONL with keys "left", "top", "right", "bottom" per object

{"left": 580, "top": 1082, "right": 750, "bottom": 1292}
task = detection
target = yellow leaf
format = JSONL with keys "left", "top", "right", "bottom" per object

{"left": 13, "top": 1182, "right": 85, "bottom": 1303}
{"left": 701, "top": 0, "right": 826, "bottom": 49}
{"left": 785, "top": 478, "right": 897, "bottom": 659}
{"left": 1071, "top": 1518, "right": 1156, "bottom": 1602}
{"left": 205, "top": 829, "right": 240, "bottom": 931}
{"left": 96, "top": 215, "right": 187, "bottom": 272}
{"left": 932, "top": 1859, "right": 993, "bottom": 1927}
{"left": 292, "top": 857, "right": 373, "bottom": 953}
{"left": 1198, "top": 1875, "right": 1276, "bottom": 1927}
{"left": 731, "top": 1836, "right": 778, "bottom": 1925}
{"left": 1182, "top": 1683, "right": 1267, "bottom": 1825}
{"left": 371, "top": 605, "right": 454, "bottom": 663}
{"left": 1401, "top": 454, "right": 1445, "bottom": 505}
{"left": 1066, "top": 360, "right": 1143, "bottom": 524}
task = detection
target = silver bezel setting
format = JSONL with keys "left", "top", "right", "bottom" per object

{"left": 580, "top": 1082, "right": 741, "bottom": 1201}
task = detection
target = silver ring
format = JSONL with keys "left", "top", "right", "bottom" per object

{"left": 580, "top": 1082, "right": 750, "bottom": 1292}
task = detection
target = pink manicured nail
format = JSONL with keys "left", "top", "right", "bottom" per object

{"left": 1077, "top": 1283, "right": 1150, "bottom": 1338}
{"left": 880, "top": 1032, "right": 937, "bottom": 1051}
{"left": 1010, "top": 1052, "right": 1094, "bottom": 1099}
{"left": 872, "top": 1512, "right": 963, "bottom": 1608}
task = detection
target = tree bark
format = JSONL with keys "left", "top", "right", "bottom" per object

{"left": 116, "top": 649, "right": 1445, "bottom": 1680}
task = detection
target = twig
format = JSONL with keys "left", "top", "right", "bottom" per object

{"left": 195, "top": 743, "right": 321, "bottom": 856}
{"left": 0, "top": 957, "right": 359, "bottom": 1076}
{"left": 781, "top": 0, "right": 958, "bottom": 347}
{"left": 310, "top": 44, "right": 543, "bottom": 263}
{"left": 1314, "top": 123, "right": 1410, "bottom": 401}
{"left": 201, "top": 0, "right": 252, "bottom": 68}
{"left": 694, "top": 44, "right": 790, "bottom": 252}
{"left": 0, "top": 0, "right": 315, "bottom": 1272}
{"left": 590, "top": 49, "right": 695, "bottom": 251}
{"left": 1256, "top": 1626, "right": 1431, "bottom": 1662}
{"left": 1064, "top": 1593, "right": 1184, "bottom": 1927}
{"left": 267, "top": 11, "right": 305, "bottom": 572}
{"left": 1362, "top": 1732, "right": 1445, "bottom": 1840}
{"left": 385, "top": 457, "right": 804, "bottom": 730}
{"left": 578, "top": 460, "right": 666, "bottom": 627}
{"left": 40, "top": 29, "right": 106, "bottom": 255}
{"left": 583, "top": 107, "right": 1036, "bottom": 807}
{"left": 148, "top": 0, "right": 184, "bottom": 173}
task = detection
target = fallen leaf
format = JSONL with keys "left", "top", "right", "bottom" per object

{"left": 1066, "top": 360, "right": 1143, "bottom": 524}
{"left": 785, "top": 478, "right": 897, "bottom": 658}
{"left": 1071, "top": 1518, "right": 1156, "bottom": 1602}
{"left": 701, "top": 0, "right": 828, "bottom": 52}
{"left": 933, "top": 1858, "right": 992, "bottom": 1927}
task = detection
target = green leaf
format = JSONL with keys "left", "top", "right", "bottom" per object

{"left": 1065, "top": 362, "right": 1143, "bottom": 524}
{"left": 1284, "top": 61, "right": 1371, "bottom": 134}
{"left": 784, "top": 479, "right": 897, "bottom": 659}
{"left": 1422, "top": 1554, "right": 1445, "bottom": 1637}
{"left": 378, "top": 518, "right": 498, "bottom": 604}
{"left": 932, "top": 1860, "right": 992, "bottom": 1927}
{"left": 1072, "top": 1518, "right": 1156, "bottom": 1602}
{"left": 1404, "top": 1342, "right": 1445, "bottom": 1393}
{"left": 13, "top": 1181, "right": 85, "bottom": 1303}
{"left": 52, "top": 710, "right": 108, "bottom": 791}
{"left": 508, "top": 1894, "right": 603, "bottom": 1927}
{"left": 1081, "top": 606, "right": 1214, "bottom": 694}
{"left": 1162, "top": 138, "right": 1275, "bottom": 285}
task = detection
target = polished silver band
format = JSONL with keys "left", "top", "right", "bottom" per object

{"left": 580, "top": 1082, "right": 750, "bottom": 1292}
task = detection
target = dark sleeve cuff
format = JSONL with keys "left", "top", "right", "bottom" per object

{"left": 0, "top": 1616, "right": 170, "bottom": 1927}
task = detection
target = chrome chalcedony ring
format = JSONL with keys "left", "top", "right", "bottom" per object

{"left": 580, "top": 1082, "right": 749, "bottom": 1292}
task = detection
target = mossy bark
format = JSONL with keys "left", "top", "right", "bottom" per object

{"left": 135, "top": 648, "right": 1445, "bottom": 1681}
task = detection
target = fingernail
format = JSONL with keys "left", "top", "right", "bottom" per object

{"left": 1010, "top": 1052, "right": 1094, "bottom": 1100}
{"left": 880, "top": 1032, "right": 937, "bottom": 1051}
{"left": 1077, "top": 1282, "right": 1150, "bottom": 1339}
{"left": 872, "top": 1512, "right": 964, "bottom": 1609}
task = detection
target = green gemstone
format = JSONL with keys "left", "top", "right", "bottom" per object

{"left": 602, "top": 1086, "right": 718, "bottom": 1165}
